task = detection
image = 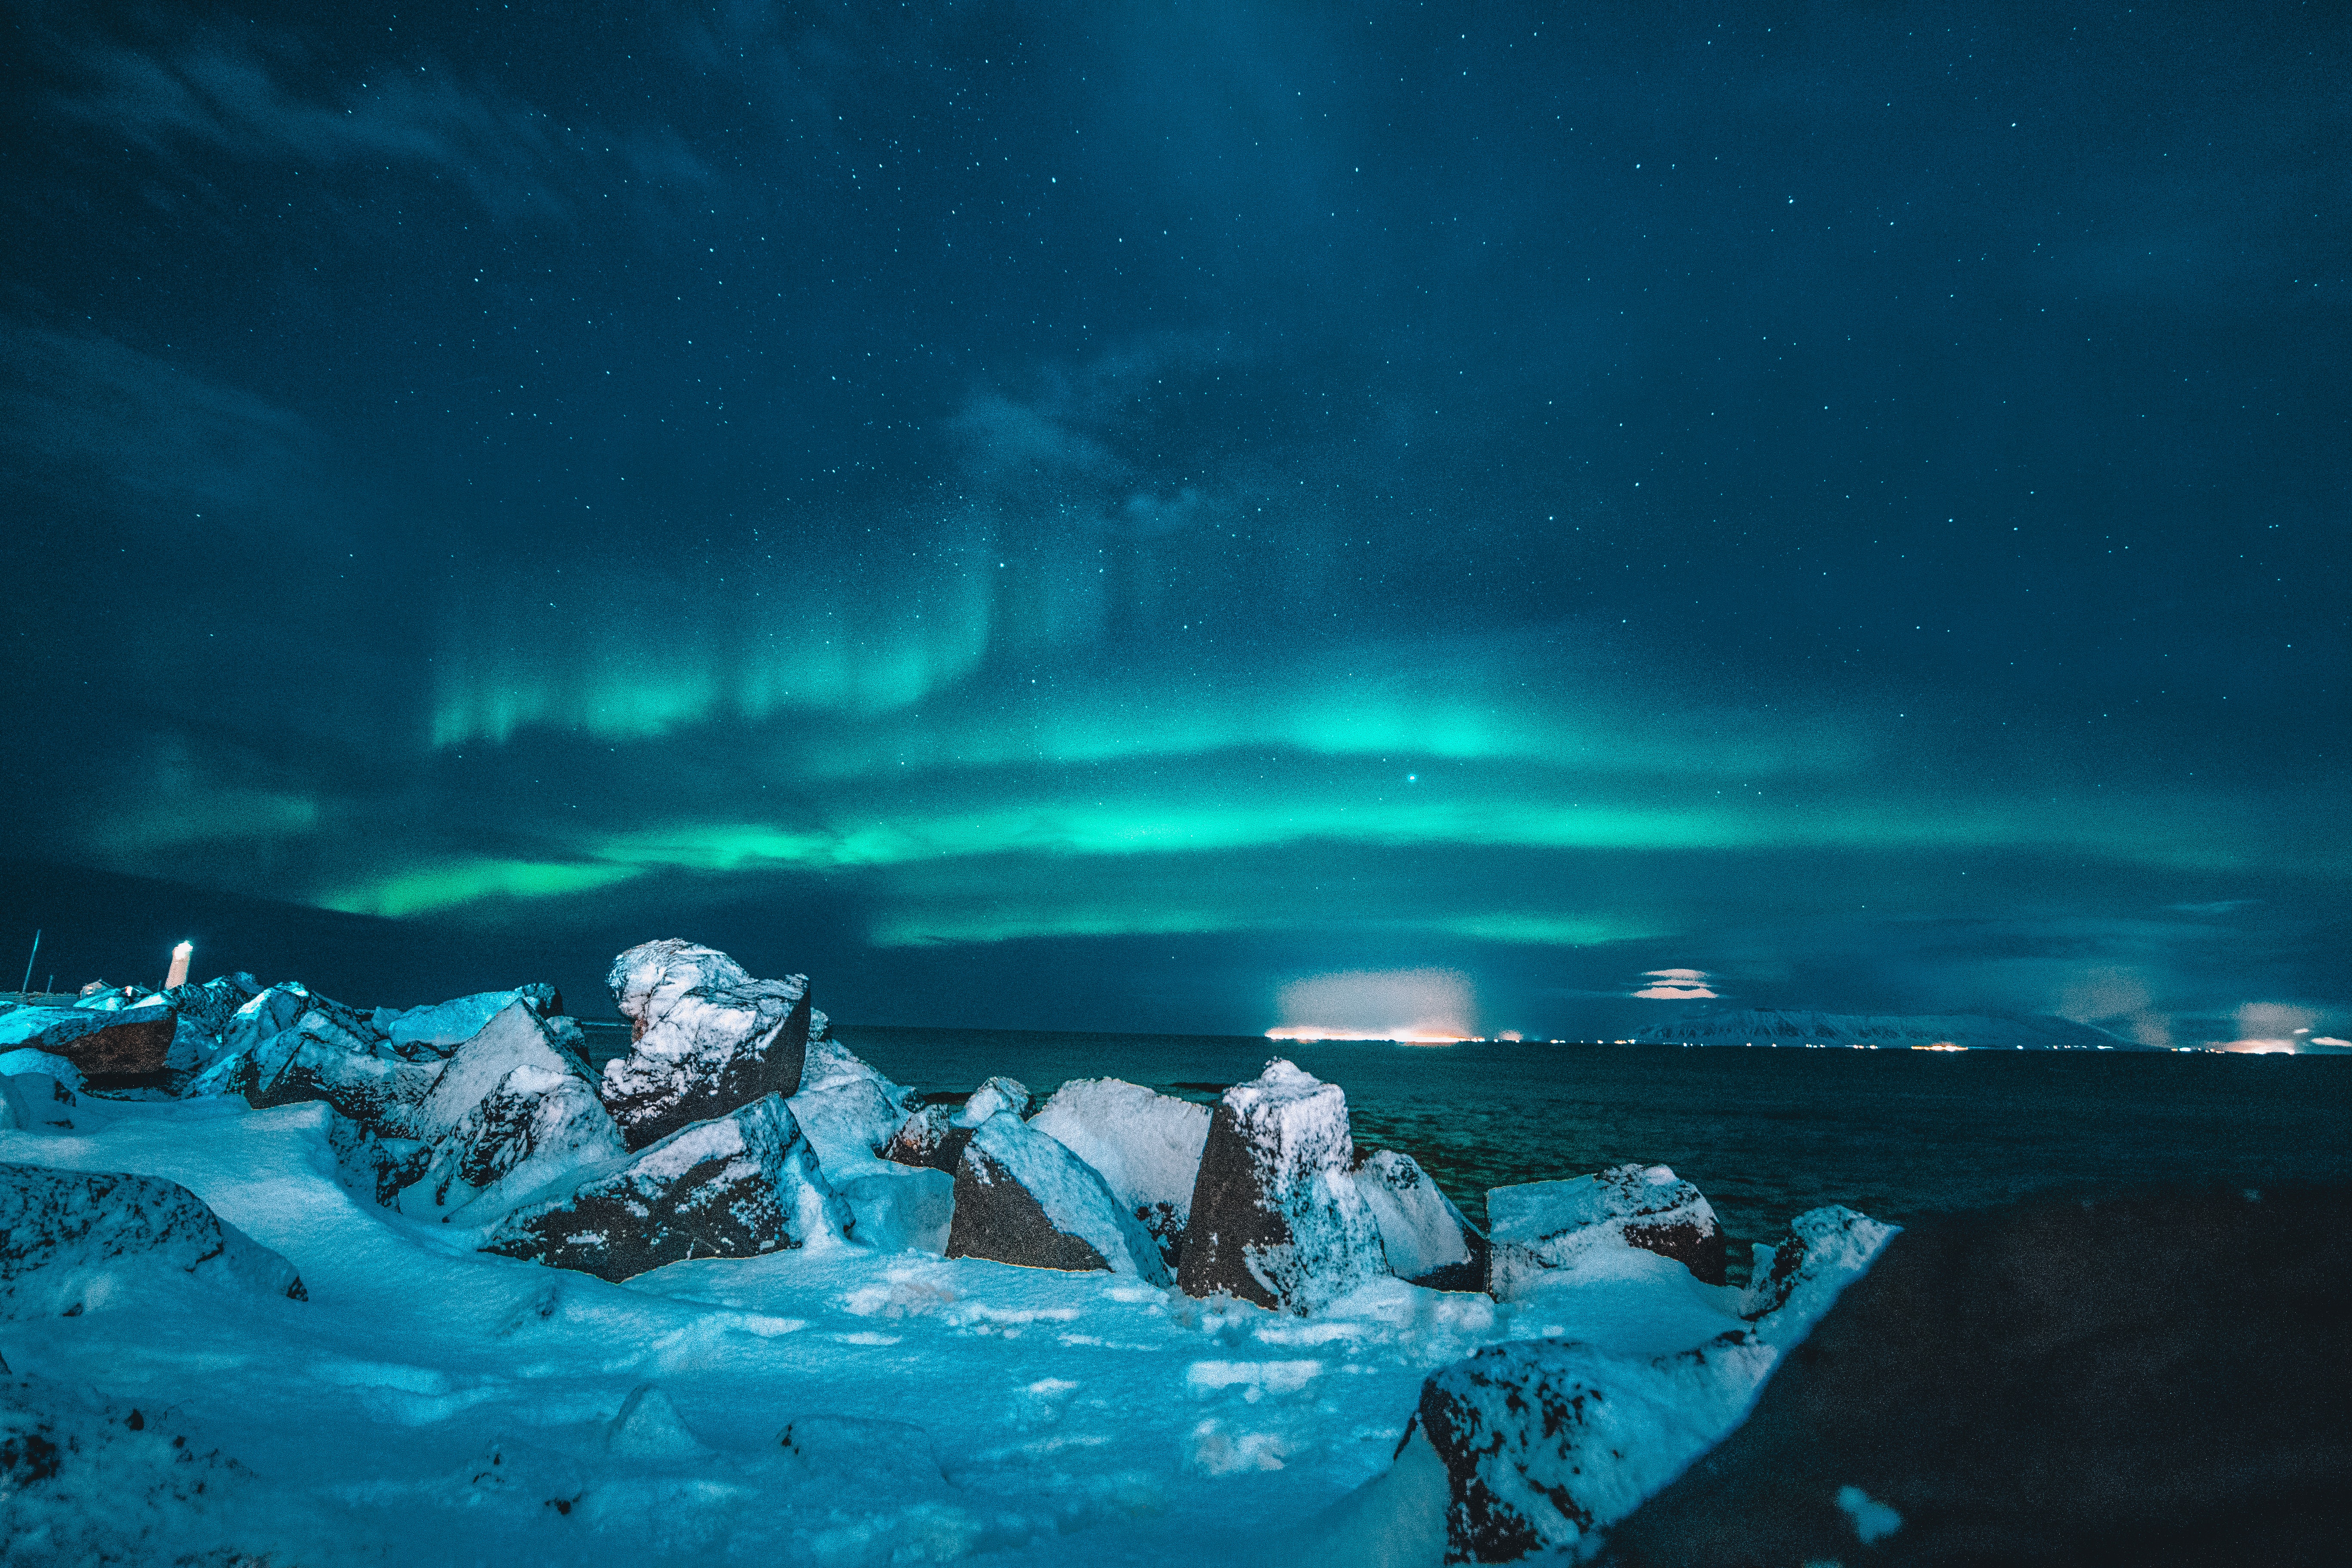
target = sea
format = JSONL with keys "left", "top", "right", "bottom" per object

{"left": 584, "top": 1023, "right": 2352, "bottom": 1285}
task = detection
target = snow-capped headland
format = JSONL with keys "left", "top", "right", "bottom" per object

{"left": 2, "top": 941, "right": 1896, "bottom": 1565}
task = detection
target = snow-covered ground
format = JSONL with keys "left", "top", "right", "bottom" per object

{"left": 3, "top": 1091, "right": 1505, "bottom": 1565}
{"left": 1, "top": 957, "right": 1893, "bottom": 1565}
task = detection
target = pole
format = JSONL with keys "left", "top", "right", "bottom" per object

{"left": 19, "top": 929, "right": 38, "bottom": 997}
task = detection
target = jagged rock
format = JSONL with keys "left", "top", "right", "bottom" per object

{"left": 878, "top": 1102, "right": 965, "bottom": 1171}
{"left": 0, "top": 1005, "right": 176, "bottom": 1079}
{"left": 600, "top": 940, "right": 813, "bottom": 1150}
{"left": 1409, "top": 1334, "right": 1778, "bottom": 1563}
{"left": 404, "top": 1066, "right": 625, "bottom": 1223}
{"left": 326, "top": 1114, "right": 431, "bottom": 1207}
{"left": 877, "top": 1076, "right": 1027, "bottom": 1171}
{"left": 789, "top": 1034, "right": 924, "bottom": 1174}
{"left": 1599, "top": 1190, "right": 2341, "bottom": 1568}
{"left": 410, "top": 1002, "right": 594, "bottom": 1142}
{"left": 1176, "top": 1059, "right": 1384, "bottom": 1312}
{"left": 243, "top": 1014, "right": 444, "bottom": 1132}
{"left": 0, "top": 1073, "right": 76, "bottom": 1133}
{"left": 370, "top": 986, "right": 562, "bottom": 1059}
{"left": 945, "top": 1112, "right": 1170, "bottom": 1281}
{"left": 70, "top": 985, "right": 149, "bottom": 1011}
{"left": 392, "top": 1001, "right": 620, "bottom": 1220}
{"left": 156, "top": 973, "right": 262, "bottom": 1040}
{"left": 1030, "top": 1077, "right": 1209, "bottom": 1271}
{"left": 1739, "top": 1204, "right": 1899, "bottom": 1329}
{"left": 1, "top": 1163, "right": 306, "bottom": 1315}
{"left": 1487, "top": 1164, "right": 1728, "bottom": 1297}
{"left": 481, "top": 1093, "right": 847, "bottom": 1282}
{"left": 1356, "top": 1148, "right": 1482, "bottom": 1289}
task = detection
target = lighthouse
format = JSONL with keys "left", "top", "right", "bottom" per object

{"left": 165, "top": 940, "right": 193, "bottom": 991}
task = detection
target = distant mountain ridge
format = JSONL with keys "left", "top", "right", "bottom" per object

{"left": 1627, "top": 1007, "right": 2144, "bottom": 1050}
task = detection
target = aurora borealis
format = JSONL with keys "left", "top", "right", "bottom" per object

{"left": 3, "top": 2, "right": 2344, "bottom": 1041}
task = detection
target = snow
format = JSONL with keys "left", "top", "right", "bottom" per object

{"left": 953, "top": 1074, "right": 1033, "bottom": 1127}
{"left": 0, "top": 1073, "right": 77, "bottom": 1133}
{"left": 1354, "top": 1150, "right": 1474, "bottom": 1283}
{"left": 372, "top": 987, "right": 558, "bottom": 1054}
{"left": 0, "top": 1050, "right": 85, "bottom": 1091}
{"left": 1030, "top": 1077, "right": 1210, "bottom": 1253}
{"left": 0, "top": 1000, "right": 1900, "bottom": 1565}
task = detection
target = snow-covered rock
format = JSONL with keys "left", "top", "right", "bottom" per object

{"left": 1176, "top": 1060, "right": 1384, "bottom": 1313}
{"left": 956, "top": 1074, "right": 1032, "bottom": 1125}
{"left": 878, "top": 1101, "right": 966, "bottom": 1170}
{"left": 213, "top": 984, "right": 319, "bottom": 1066}
{"left": 1409, "top": 1333, "right": 1777, "bottom": 1562}
{"left": 1355, "top": 1148, "right": 1479, "bottom": 1289}
{"left": 481, "top": 1093, "right": 848, "bottom": 1282}
{"left": 946, "top": 1112, "right": 1171, "bottom": 1282}
{"left": 1031, "top": 1077, "right": 1209, "bottom": 1270}
{"left": 0, "top": 1005, "right": 175, "bottom": 1078}
{"left": 1487, "top": 1164, "right": 1728, "bottom": 1298}
{"left": 325, "top": 1115, "right": 431, "bottom": 1207}
{"left": 1740, "top": 1204, "right": 1900, "bottom": 1338}
{"left": 393, "top": 1001, "right": 621, "bottom": 1220}
{"left": 156, "top": 972, "right": 261, "bottom": 1040}
{"left": 403, "top": 1065, "right": 625, "bottom": 1223}
{"left": 242, "top": 1014, "right": 444, "bottom": 1131}
{"left": 70, "top": 985, "right": 149, "bottom": 1011}
{"left": 0, "top": 1073, "right": 77, "bottom": 1133}
{"left": 1, "top": 1163, "right": 306, "bottom": 1315}
{"left": 0, "top": 1049, "right": 84, "bottom": 1092}
{"left": 369, "top": 984, "right": 560, "bottom": 1059}
{"left": 832, "top": 1166, "right": 956, "bottom": 1253}
{"left": 407, "top": 1001, "right": 593, "bottom": 1144}
{"left": 787, "top": 1034, "right": 925, "bottom": 1177}
{"left": 600, "top": 940, "right": 815, "bottom": 1150}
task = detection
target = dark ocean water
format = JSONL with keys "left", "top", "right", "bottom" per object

{"left": 824, "top": 1028, "right": 2352, "bottom": 1282}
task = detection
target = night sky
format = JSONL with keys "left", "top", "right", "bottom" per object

{"left": 3, "top": 1, "right": 2345, "bottom": 1044}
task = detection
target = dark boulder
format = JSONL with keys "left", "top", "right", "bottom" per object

{"left": 395, "top": 1001, "right": 625, "bottom": 1219}
{"left": 481, "top": 1093, "right": 848, "bottom": 1282}
{"left": 599, "top": 940, "right": 813, "bottom": 1150}
{"left": 243, "top": 1020, "right": 442, "bottom": 1132}
{"left": 876, "top": 1075, "right": 1029, "bottom": 1172}
{"left": 2, "top": 1163, "right": 306, "bottom": 1315}
{"left": 945, "top": 1112, "right": 1170, "bottom": 1281}
{"left": 1487, "top": 1164, "right": 1728, "bottom": 1298}
{"left": 1598, "top": 1187, "right": 2352, "bottom": 1568}
{"left": 0, "top": 1005, "right": 178, "bottom": 1081}
{"left": 1176, "top": 1059, "right": 1384, "bottom": 1312}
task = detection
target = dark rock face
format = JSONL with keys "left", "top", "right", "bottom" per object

{"left": 405, "top": 1067, "right": 623, "bottom": 1222}
{"left": 1177, "top": 1060, "right": 1382, "bottom": 1311}
{"left": 878, "top": 1103, "right": 973, "bottom": 1172}
{"left": 481, "top": 1093, "right": 847, "bottom": 1282}
{"left": 944, "top": 1112, "right": 1169, "bottom": 1280}
{"left": 1487, "top": 1164, "right": 1728, "bottom": 1298}
{"left": 47, "top": 1009, "right": 178, "bottom": 1081}
{"left": 156, "top": 973, "right": 261, "bottom": 1041}
{"left": 327, "top": 1115, "right": 431, "bottom": 1206}
{"left": 1, "top": 1163, "right": 307, "bottom": 1314}
{"left": 1029, "top": 1077, "right": 1210, "bottom": 1274}
{"left": 599, "top": 940, "right": 813, "bottom": 1151}
{"left": 244, "top": 1026, "right": 441, "bottom": 1132}
{"left": 1599, "top": 1188, "right": 2352, "bottom": 1568}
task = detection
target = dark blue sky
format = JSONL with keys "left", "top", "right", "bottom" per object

{"left": 4, "top": 1, "right": 2345, "bottom": 1043}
